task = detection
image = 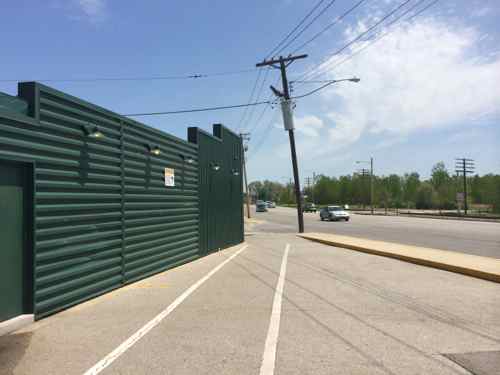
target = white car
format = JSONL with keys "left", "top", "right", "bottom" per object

{"left": 319, "top": 205, "right": 350, "bottom": 221}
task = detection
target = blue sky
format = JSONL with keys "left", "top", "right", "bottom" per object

{"left": 1, "top": 0, "right": 499, "bottom": 182}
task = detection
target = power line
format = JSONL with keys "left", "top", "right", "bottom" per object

{"left": 243, "top": 1, "right": 332, "bottom": 132}
{"left": 273, "top": 0, "right": 339, "bottom": 56}
{"left": 291, "top": 78, "right": 359, "bottom": 99}
{"left": 298, "top": 0, "right": 413, "bottom": 82}
{"left": 123, "top": 99, "right": 272, "bottom": 117}
{"left": 290, "top": 0, "right": 367, "bottom": 55}
{"left": 247, "top": 108, "right": 280, "bottom": 160}
{"left": 235, "top": 69, "right": 264, "bottom": 132}
{"left": 303, "top": 0, "right": 440, "bottom": 81}
{"left": 265, "top": 0, "right": 327, "bottom": 59}
{"left": 239, "top": 67, "right": 271, "bottom": 133}
{"left": 0, "top": 68, "right": 257, "bottom": 83}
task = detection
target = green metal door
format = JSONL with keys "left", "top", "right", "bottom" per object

{"left": 0, "top": 162, "right": 25, "bottom": 321}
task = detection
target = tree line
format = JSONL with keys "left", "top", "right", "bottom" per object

{"left": 249, "top": 162, "right": 500, "bottom": 213}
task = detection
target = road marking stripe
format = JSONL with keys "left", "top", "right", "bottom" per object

{"left": 260, "top": 243, "right": 290, "bottom": 375}
{"left": 83, "top": 244, "right": 249, "bottom": 375}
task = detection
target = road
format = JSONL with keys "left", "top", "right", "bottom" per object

{"left": 251, "top": 206, "right": 500, "bottom": 258}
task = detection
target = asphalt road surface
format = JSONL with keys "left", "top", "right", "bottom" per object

{"left": 250, "top": 206, "right": 500, "bottom": 258}
{"left": 3, "top": 233, "right": 500, "bottom": 375}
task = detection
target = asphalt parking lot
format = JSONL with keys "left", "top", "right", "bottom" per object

{"left": 2, "top": 223, "right": 499, "bottom": 374}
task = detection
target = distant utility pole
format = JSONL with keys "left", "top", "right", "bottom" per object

{"left": 305, "top": 176, "right": 312, "bottom": 202}
{"left": 356, "top": 157, "right": 374, "bottom": 214}
{"left": 240, "top": 133, "right": 251, "bottom": 219}
{"left": 455, "top": 158, "right": 475, "bottom": 215}
{"left": 312, "top": 172, "right": 316, "bottom": 204}
{"left": 357, "top": 168, "right": 370, "bottom": 210}
{"left": 256, "top": 54, "right": 308, "bottom": 233}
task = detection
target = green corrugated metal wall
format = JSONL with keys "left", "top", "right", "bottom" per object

{"left": 0, "top": 82, "right": 202, "bottom": 318}
{"left": 188, "top": 124, "right": 244, "bottom": 255}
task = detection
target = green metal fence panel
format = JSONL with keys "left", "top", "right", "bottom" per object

{"left": 0, "top": 82, "right": 199, "bottom": 319}
{"left": 188, "top": 124, "right": 243, "bottom": 255}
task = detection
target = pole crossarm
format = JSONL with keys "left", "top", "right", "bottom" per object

{"left": 256, "top": 54, "right": 308, "bottom": 68}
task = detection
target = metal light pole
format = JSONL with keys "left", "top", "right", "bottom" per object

{"left": 356, "top": 158, "right": 374, "bottom": 214}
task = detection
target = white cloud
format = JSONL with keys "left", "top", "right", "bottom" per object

{"left": 313, "top": 17, "right": 500, "bottom": 147}
{"left": 294, "top": 115, "right": 324, "bottom": 137}
{"left": 76, "top": 0, "right": 106, "bottom": 22}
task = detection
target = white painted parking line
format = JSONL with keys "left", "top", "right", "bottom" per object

{"left": 83, "top": 244, "right": 249, "bottom": 375}
{"left": 259, "top": 243, "right": 290, "bottom": 375}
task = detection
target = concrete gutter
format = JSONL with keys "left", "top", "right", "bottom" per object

{"left": 298, "top": 233, "right": 500, "bottom": 283}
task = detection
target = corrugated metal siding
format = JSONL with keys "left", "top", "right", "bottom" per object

{"left": 189, "top": 124, "right": 243, "bottom": 255}
{"left": 122, "top": 118, "right": 199, "bottom": 284}
{"left": 0, "top": 82, "right": 199, "bottom": 318}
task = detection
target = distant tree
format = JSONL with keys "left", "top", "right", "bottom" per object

{"left": 415, "top": 182, "right": 434, "bottom": 209}
{"left": 430, "top": 162, "right": 455, "bottom": 210}
{"left": 402, "top": 172, "right": 420, "bottom": 208}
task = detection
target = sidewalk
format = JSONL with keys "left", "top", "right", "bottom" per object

{"left": 1, "top": 233, "right": 499, "bottom": 374}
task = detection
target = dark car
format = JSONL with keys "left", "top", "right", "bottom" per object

{"left": 319, "top": 205, "right": 350, "bottom": 221}
{"left": 256, "top": 202, "right": 268, "bottom": 212}
{"left": 303, "top": 203, "right": 317, "bottom": 212}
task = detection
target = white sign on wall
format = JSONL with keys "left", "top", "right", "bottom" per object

{"left": 164, "top": 168, "right": 175, "bottom": 187}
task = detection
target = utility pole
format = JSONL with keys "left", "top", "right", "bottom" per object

{"left": 455, "top": 158, "right": 474, "bottom": 215}
{"left": 256, "top": 54, "right": 307, "bottom": 233}
{"left": 240, "top": 133, "right": 251, "bottom": 219}
{"left": 305, "top": 176, "right": 312, "bottom": 202}
{"left": 312, "top": 172, "right": 316, "bottom": 205}
{"left": 356, "top": 159, "right": 374, "bottom": 214}
{"left": 357, "top": 168, "right": 370, "bottom": 210}
{"left": 370, "top": 158, "right": 374, "bottom": 215}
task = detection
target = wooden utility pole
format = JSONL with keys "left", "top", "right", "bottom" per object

{"left": 256, "top": 54, "right": 307, "bottom": 233}
{"left": 240, "top": 133, "right": 251, "bottom": 219}
{"left": 455, "top": 158, "right": 474, "bottom": 215}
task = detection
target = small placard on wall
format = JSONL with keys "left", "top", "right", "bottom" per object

{"left": 164, "top": 168, "right": 175, "bottom": 187}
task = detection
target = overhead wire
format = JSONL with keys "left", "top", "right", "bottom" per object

{"left": 273, "top": 0, "right": 339, "bottom": 56}
{"left": 312, "top": 0, "right": 441, "bottom": 78}
{"left": 296, "top": 0, "right": 413, "bottom": 82}
{"left": 235, "top": 68, "right": 264, "bottom": 132}
{"left": 247, "top": 107, "right": 281, "bottom": 160}
{"left": 123, "top": 99, "right": 271, "bottom": 117}
{"left": 240, "top": 67, "right": 272, "bottom": 132}
{"left": 302, "top": 0, "right": 440, "bottom": 82}
{"left": 289, "top": 0, "right": 368, "bottom": 54}
{"left": 265, "top": 0, "right": 328, "bottom": 59}
{"left": 248, "top": 0, "right": 442, "bottom": 148}
{"left": 123, "top": 0, "right": 441, "bottom": 119}
{"left": 0, "top": 69, "right": 257, "bottom": 83}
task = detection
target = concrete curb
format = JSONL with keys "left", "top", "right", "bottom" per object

{"left": 0, "top": 314, "right": 34, "bottom": 337}
{"left": 298, "top": 233, "right": 500, "bottom": 284}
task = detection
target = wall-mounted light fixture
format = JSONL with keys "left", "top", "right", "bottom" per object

{"left": 146, "top": 144, "right": 161, "bottom": 156}
{"left": 83, "top": 124, "right": 104, "bottom": 139}
{"left": 179, "top": 154, "right": 195, "bottom": 164}
{"left": 231, "top": 169, "right": 240, "bottom": 176}
{"left": 210, "top": 162, "right": 220, "bottom": 171}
